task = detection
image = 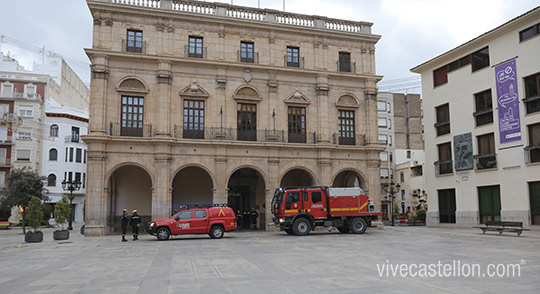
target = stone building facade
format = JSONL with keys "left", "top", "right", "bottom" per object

{"left": 84, "top": 0, "right": 383, "bottom": 235}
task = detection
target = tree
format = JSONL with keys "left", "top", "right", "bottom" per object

{"left": 54, "top": 197, "right": 70, "bottom": 231}
{"left": 1, "top": 167, "right": 48, "bottom": 233}
{"left": 26, "top": 196, "right": 43, "bottom": 233}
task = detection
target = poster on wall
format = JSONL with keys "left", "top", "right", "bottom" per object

{"left": 454, "top": 133, "right": 473, "bottom": 171}
{"left": 495, "top": 59, "right": 521, "bottom": 144}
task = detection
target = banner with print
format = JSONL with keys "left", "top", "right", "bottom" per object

{"left": 495, "top": 59, "right": 521, "bottom": 143}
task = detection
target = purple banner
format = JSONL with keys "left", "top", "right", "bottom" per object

{"left": 495, "top": 60, "right": 521, "bottom": 144}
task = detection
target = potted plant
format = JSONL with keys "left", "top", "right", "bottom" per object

{"left": 53, "top": 196, "right": 70, "bottom": 240}
{"left": 25, "top": 196, "right": 44, "bottom": 243}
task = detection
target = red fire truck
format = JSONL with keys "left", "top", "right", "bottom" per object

{"left": 272, "top": 186, "right": 381, "bottom": 236}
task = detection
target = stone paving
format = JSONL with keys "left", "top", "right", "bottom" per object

{"left": 0, "top": 224, "right": 539, "bottom": 293}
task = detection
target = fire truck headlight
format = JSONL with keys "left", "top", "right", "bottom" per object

{"left": 149, "top": 222, "right": 155, "bottom": 227}
{"left": 279, "top": 218, "right": 285, "bottom": 223}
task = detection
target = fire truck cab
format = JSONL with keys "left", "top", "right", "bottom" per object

{"left": 272, "top": 186, "right": 381, "bottom": 236}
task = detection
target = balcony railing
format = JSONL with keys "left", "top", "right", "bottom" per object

{"left": 337, "top": 60, "right": 356, "bottom": 73}
{"left": 283, "top": 55, "right": 305, "bottom": 68}
{"left": 332, "top": 133, "right": 366, "bottom": 146}
{"left": 434, "top": 121, "right": 450, "bottom": 136}
{"left": 0, "top": 135, "right": 13, "bottom": 143}
{"left": 237, "top": 51, "right": 259, "bottom": 64}
{"left": 434, "top": 160, "right": 453, "bottom": 175}
{"left": 473, "top": 109, "right": 493, "bottom": 126}
{"left": 109, "top": 122, "right": 153, "bottom": 137}
{"left": 0, "top": 92, "right": 42, "bottom": 100}
{"left": 65, "top": 135, "right": 81, "bottom": 143}
{"left": 173, "top": 125, "right": 286, "bottom": 143}
{"left": 0, "top": 157, "right": 11, "bottom": 166}
{"left": 474, "top": 153, "right": 497, "bottom": 170}
{"left": 122, "top": 39, "right": 147, "bottom": 54}
{"left": 525, "top": 145, "right": 540, "bottom": 164}
{"left": 184, "top": 45, "right": 207, "bottom": 59}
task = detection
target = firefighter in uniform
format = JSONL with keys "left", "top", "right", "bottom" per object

{"left": 250, "top": 208, "right": 258, "bottom": 230}
{"left": 236, "top": 210, "right": 243, "bottom": 231}
{"left": 121, "top": 209, "right": 129, "bottom": 242}
{"left": 130, "top": 210, "right": 141, "bottom": 240}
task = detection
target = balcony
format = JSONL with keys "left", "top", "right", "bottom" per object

{"left": 0, "top": 91, "right": 42, "bottom": 100}
{"left": 0, "top": 157, "right": 11, "bottom": 167}
{"left": 65, "top": 135, "right": 82, "bottom": 143}
{"left": 332, "top": 133, "right": 366, "bottom": 146}
{"left": 434, "top": 121, "right": 450, "bottom": 136}
{"left": 337, "top": 60, "right": 356, "bottom": 73}
{"left": 109, "top": 122, "right": 153, "bottom": 137}
{"left": 473, "top": 109, "right": 493, "bottom": 126}
{"left": 434, "top": 160, "right": 453, "bottom": 175}
{"left": 474, "top": 153, "right": 497, "bottom": 170}
{"left": 0, "top": 135, "right": 13, "bottom": 144}
{"left": 284, "top": 55, "right": 304, "bottom": 68}
{"left": 184, "top": 45, "right": 207, "bottom": 59}
{"left": 525, "top": 145, "right": 540, "bottom": 164}
{"left": 237, "top": 51, "right": 259, "bottom": 64}
{"left": 174, "top": 125, "right": 286, "bottom": 143}
{"left": 122, "top": 39, "right": 146, "bottom": 54}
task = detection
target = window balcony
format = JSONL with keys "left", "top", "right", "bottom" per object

{"left": 474, "top": 153, "right": 497, "bottom": 170}
{"left": 0, "top": 157, "right": 11, "bottom": 167}
{"left": 332, "top": 133, "right": 366, "bottom": 146}
{"left": 109, "top": 122, "right": 153, "bottom": 137}
{"left": 173, "top": 125, "right": 286, "bottom": 142}
{"left": 434, "top": 160, "right": 453, "bottom": 175}
{"left": 237, "top": 51, "right": 259, "bottom": 64}
{"left": 65, "top": 135, "right": 81, "bottom": 143}
{"left": 473, "top": 109, "right": 493, "bottom": 126}
{"left": 122, "top": 39, "right": 146, "bottom": 54}
{"left": 283, "top": 55, "right": 304, "bottom": 68}
{"left": 525, "top": 145, "right": 540, "bottom": 164}
{"left": 184, "top": 45, "right": 207, "bottom": 59}
{"left": 337, "top": 60, "right": 356, "bottom": 73}
{"left": 434, "top": 121, "right": 450, "bottom": 136}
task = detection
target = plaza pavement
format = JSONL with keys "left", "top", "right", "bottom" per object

{"left": 0, "top": 224, "right": 539, "bottom": 294}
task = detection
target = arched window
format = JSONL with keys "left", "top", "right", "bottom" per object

{"left": 47, "top": 174, "right": 56, "bottom": 187}
{"left": 50, "top": 124, "right": 59, "bottom": 137}
{"left": 49, "top": 148, "right": 58, "bottom": 161}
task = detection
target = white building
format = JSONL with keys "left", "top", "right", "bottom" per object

{"left": 42, "top": 98, "right": 88, "bottom": 222}
{"left": 411, "top": 7, "right": 540, "bottom": 227}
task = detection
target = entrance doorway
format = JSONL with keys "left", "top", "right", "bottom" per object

{"left": 280, "top": 168, "right": 314, "bottom": 187}
{"left": 227, "top": 168, "right": 265, "bottom": 230}
{"left": 172, "top": 166, "right": 213, "bottom": 213}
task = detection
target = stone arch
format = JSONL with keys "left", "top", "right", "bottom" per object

{"left": 116, "top": 76, "right": 149, "bottom": 92}
{"left": 227, "top": 165, "right": 267, "bottom": 230}
{"left": 226, "top": 164, "right": 268, "bottom": 188}
{"left": 332, "top": 168, "right": 368, "bottom": 190}
{"left": 280, "top": 166, "right": 317, "bottom": 187}
{"left": 171, "top": 164, "right": 215, "bottom": 212}
{"left": 106, "top": 161, "right": 154, "bottom": 187}
{"left": 170, "top": 163, "right": 217, "bottom": 188}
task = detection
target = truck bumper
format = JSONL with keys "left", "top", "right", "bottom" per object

{"left": 145, "top": 225, "right": 157, "bottom": 235}
{"left": 272, "top": 217, "right": 293, "bottom": 228}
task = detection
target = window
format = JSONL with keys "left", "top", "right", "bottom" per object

{"left": 438, "top": 189, "right": 456, "bottom": 223}
{"left": 286, "top": 192, "right": 300, "bottom": 209}
{"left": 49, "top": 148, "right": 58, "bottom": 161}
{"left": 16, "top": 149, "right": 30, "bottom": 161}
{"left": 188, "top": 36, "right": 203, "bottom": 58}
{"left": 436, "top": 142, "right": 452, "bottom": 175}
{"left": 411, "top": 165, "right": 423, "bottom": 177}
{"left": 380, "top": 152, "right": 388, "bottom": 162}
{"left": 121, "top": 96, "right": 144, "bottom": 137}
{"left": 183, "top": 100, "right": 205, "bottom": 139}
{"left": 312, "top": 192, "right": 322, "bottom": 204}
{"left": 524, "top": 73, "right": 540, "bottom": 114}
{"left": 237, "top": 103, "right": 257, "bottom": 141}
{"left": 240, "top": 41, "right": 254, "bottom": 63}
{"left": 478, "top": 185, "right": 501, "bottom": 224}
{"left": 338, "top": 52, "right": 351, "bottom": 72}
{"left": 388, "top": 135, "right": 392, "bottom": 145}
{"left": 64, "top": 172, "right": 66, "bottom": 181}
{"left": 68, "top": 172, "right": 73, "bottom": 181}
{"left": 71, "top": 127, "right": 80, "bottom": 142}
{"left": 178, "top": 211, "right": 193, "bottom": 220}
{"left": 401, "top": 190, "right": 405, "bottom": 200}
{"left": 476, "top": 133, "right": 496, "bottom": 170}
{"left": 75, "top": 172, "right": 81, "bottom": 185}
{"left": 288, "top": 107, "right": 306, "bottom": 143}
{"left": 126, "top": 30, "right": 143, "bottom": 53}
{"left": 47, "top": 174, "right": 56, "bottom": 187}
{"left": 400, "top": 172, "right": 404, "bottom": 182}
{"left": 380, "top": 168, "right": 389, "bottom": 178}
{"left": 526, "top": 123, "right": 540, "bottom": 163}
{"left": 69, "top": 147, "right": 73, "bottom": 162}
{"left": 19, "top": 105, "right": 33, "bottom": 117}
{"left": 0, "top": 171, "right": 5, "bottom": 188}
{"left": 24, "top": 84, "right": 36, "bottom": 98}
{"left": 433, "top": 66, "right": 448, "bottom": 87}
{"left": 530, "top": 181, "right": 540, "bottom": 225}
{"left": 50, "top": 124, "right": 59, "bottom": 137}
{"left": 84, "top": 150, "right": 87, "bottom": 164}
{"left": 0, "top": 148, "right": 5, "bottom": 165}
{"left": 286, "top": 46, "right": 299, "bottom": 67}
{"left": 83, "top": 173, "right": 86, "bottom": 189}
{"left": 519, "top": 23, "right": 540, "bottom": 42}
{"left": 377, "top": 101, "right": 387, "bottom": 112}
{"left": 65, "top": 147, "right": 68, "bottom": 162}
{"left": 474, "top": 90, "right": 493, "bottom": 126}
{"left": 76, "top": 148, "right": 82, "bottom": 163}
{"left": 378, "top": 134, "right": 387, "bottom": 145}
{"left": 195, "top": 210, "right": 207, "bottom": 218}
{"left": 0, "top": 103, "right": 9, "bottom": 116}
{"left": 407, "top": 150, "right": 411, "bottom": 159}
{"left": 435, "top": 104, "right": 450, "bottom": 136}
{"left": 471, "top": 47, "right": 489, "bottom": 72}
{"left": 1, "top": 83, "right": 13, "bottom": 97}
{"left": 378, "top": 117, "right": 387, "bottom": 128}
{"left": 17, "top": 128, "right": 32, "bottom": 139}
{"left": 338, "top": 110, "right": 355, "bottom": 145}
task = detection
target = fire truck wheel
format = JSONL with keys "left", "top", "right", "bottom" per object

{"left": 156, "top": 227, "right": 170, "bottom": 241}
{"left": 284, "top": 228, "right": 294, "bottom": 235}
{"left": 337, "top": 225, "right": 350, "bottom": 233}
{"left": 209, "top": 225, "right": 225, "bottom": 239}
{"left": 350, "top": 218, "right": 367, "bottom": 234}
{"left": 292, "top": 218, "right": 311, "bottom": 236}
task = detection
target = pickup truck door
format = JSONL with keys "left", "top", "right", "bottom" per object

{"left": 173, "top": 210, "right": 193, "bottom": 235}
{"left": 191, "top": 210, "right": 209, "bottom": 233}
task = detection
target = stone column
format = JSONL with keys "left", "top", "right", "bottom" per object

{"left": 266, "top": 158, "right": 280, "bottom": 231}
{"left": 89, "top": 55, "right": 109, "bottom": 135}
{"left": 85, "top": 144, "right": 107, "bottom": 236}
{"left": 153, "top": 150, "right": 171, "bottom": 220}
{"left": 214, "top": 158, "right": 228, "bottom": 203}
{"left": 267, "top": 73, "right": 279, "bottom": 131}
{"left": 316, "top": 75, "right": 330, "bottom": 143}
{"left": 155, "top": 61, "right": 173, "bottom": 136}
{"left": 367, "top": 159, "right": 381, "bottom": 207}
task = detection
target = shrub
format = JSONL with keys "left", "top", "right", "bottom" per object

{"left": 26, "top": 196, "right": 43, "bottom": 233}
{"left": 54, "top": 197, "right": 70, "bottom": 231}
{"left": 416, "top": 209, "right": 427, "bottom": 222}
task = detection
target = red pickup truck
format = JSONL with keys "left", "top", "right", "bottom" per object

{"left": 146, "top": 206, "right": 237, "bottom": 240}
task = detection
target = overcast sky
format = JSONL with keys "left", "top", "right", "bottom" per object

{"left": 1, "top": 0, "right": 538, "bottom": 92}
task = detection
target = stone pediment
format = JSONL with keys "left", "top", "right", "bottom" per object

{"left": 233, "top": 85, "right": 261, "bottom": 102}
{"left": 179, "top": 81, "right": 210, "bottom": 98}
{"left": 334, "top": 93, "right": 360, "bottom": 109}
{"left": 284, "top": 89, "right": 310, "bottom": 105}
{"left": 116, "top": 76, "right": 149, "bottom": 94}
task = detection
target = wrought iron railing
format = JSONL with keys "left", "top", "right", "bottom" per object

{"left": 109, "top": 122, "right": 153, "bottom": 137}
{"left": 122, "top": 39, "right": 147, "bottom": 54}
{"left": 525, "top": 145, "right": 540, "bottom": 164}
{"left": 434, "top": 160, "right": 453, "bottom": 175}
{"left": 474, "top": 153, "right": 497, "bottom": 170}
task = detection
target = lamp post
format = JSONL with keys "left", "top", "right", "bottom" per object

{"left": 387, "top": 181, "right": 400, "bottom": 226}
{"left": 62, "top": 180, "right": 81, "bottom": 230}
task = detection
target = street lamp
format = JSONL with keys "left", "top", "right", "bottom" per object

{"left": 387, "top": 181, "right": 400, "bottom": 226}
{"left": 62, "top": 180, "right": 81, "bottom": 230}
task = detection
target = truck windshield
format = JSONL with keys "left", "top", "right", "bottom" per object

{"left": 272, "top": 191, "right": 284, "bottom": 206}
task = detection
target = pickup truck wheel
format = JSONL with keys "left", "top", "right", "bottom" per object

{"left": 210, "top": 225, "right": 224, "bottom": 239}
{"left": 284, "top": 228, "right": 294, "bottom": 235}
{"left": 337, "top": 225, "right": 350, "bottom": 233}
{"left": 350, "top": 218, "right": 367, "bottom": 234}
{"left": 292, "top": 218, "right": 311, "bottom": 236}
{"left": 156, "top": 227, "right": 170, "bottom": 241}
